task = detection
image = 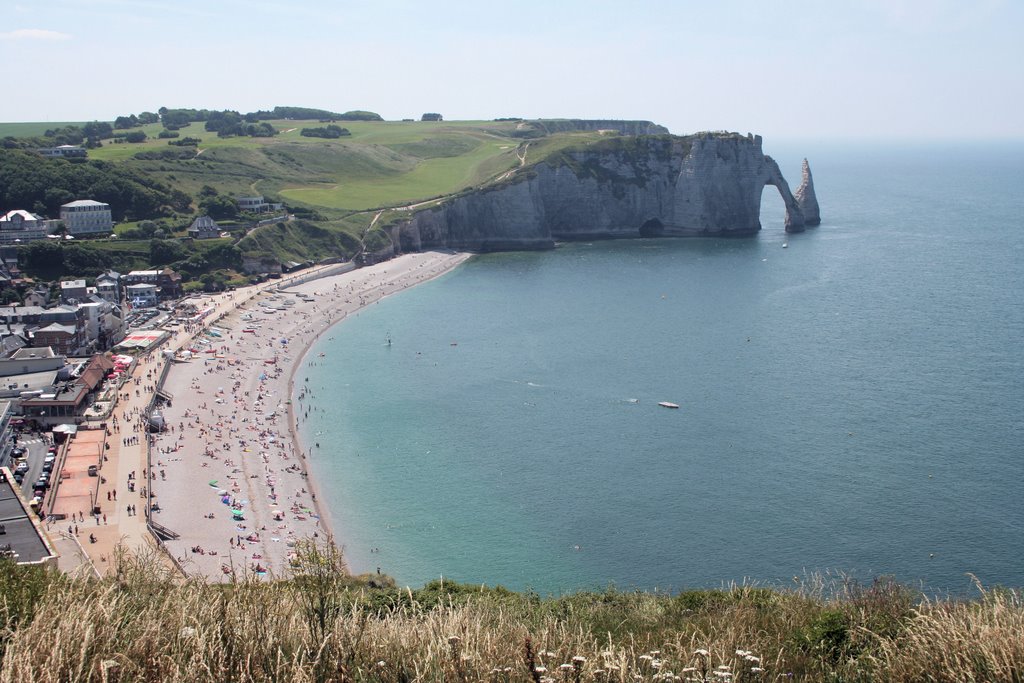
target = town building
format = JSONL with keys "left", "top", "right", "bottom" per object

{"left": 187, "top": 215, "right": 220, "bottom": 239}
{"left": 29, "top": 323, "right": 81, "bottom": 356}
{"left": 60, "top": 200, "right": 113, "bottom": 237}
{"left": 59, "top": 279, "right": 88, "bottom": 304}
{"left": 21, "top": 289, "right": 48, "bottom": 307}
{"left": 0, "top": 210, "right": 52, "bottom": 243}
{"left": 125, "top": 283, "right": 158, "bottom": 308}
{"left": 0, "top": 347, "right": 64, "bottom": 378}
{"left": 94, "top": 270, "right": 122, "bottom": 304}
{"left": 77, "top": 298, "right": 124, "bottom": 350}
{"left": 124, "top": 269, "right": 181, "bottom": 300}
{"left": 0, "top": 305, "right": 87, "bottom": 356}
{"left": 18, "top": 354, "right": 113, "bottom": 425}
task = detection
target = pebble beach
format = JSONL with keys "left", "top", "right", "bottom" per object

{"left": 151, "top": 251, "right": 471, "bottom": 578}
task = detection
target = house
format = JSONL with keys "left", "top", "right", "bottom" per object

{"left": 29, "top": 323, "right": 82, "bottom": 356}
{"left": 77, "top": 298, "right": 124, "bottom": 350}
{"left": 236, "top": 196, "right": 284, "bottom": 214}
{"left": 0, "top": 210, "right": 51, "bottom": 243}
{"left": 0, "top": 305, "right": 86, "bottom": 356}
{"left": 60, "top": 200, "right": 113, "bottom": 237}
{"left": 59, "top": 279, "right": 88, "bottom": 304}
{"left": 125, "top": 283, "right": 158, "bottom": 308}
{"left": 124, "top": 269, "right": 182, "bottom": 300}
{"left": 36, "top": 145, "right": 86, "bottom": 159}
{"left": 21, "top": 289, "right": 48, "bottom": 307}
{"left": 94, "top": 270, "right": 122, "bottom": 305}
{"left": 187, "top": 215, "right": 220, "bottom": 239}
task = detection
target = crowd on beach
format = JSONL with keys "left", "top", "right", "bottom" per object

{"left": 146, "top": 251, "right": 470, "bottom": 579}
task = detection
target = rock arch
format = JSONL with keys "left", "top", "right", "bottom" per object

{"left": 761, "top": 155, "right": 807, "bottom": 233}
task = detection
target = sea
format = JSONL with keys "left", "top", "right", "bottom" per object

{"left": 297, "top": 141, "right": 1024, "bottom": 596}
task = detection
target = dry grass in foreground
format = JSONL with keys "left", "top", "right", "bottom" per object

{"left": 0, "top": 542, "right": 1021, "bottom": 682}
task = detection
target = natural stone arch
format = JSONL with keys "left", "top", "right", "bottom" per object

{"left": 639, "top": 218, "right": 664, "bottom": 237}
{"left": 761, "top": 156, "right": 806, "bottom": 233}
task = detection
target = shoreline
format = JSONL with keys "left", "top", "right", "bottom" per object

{"left": 283, "top": 250, "right": 473, "bottom": 568}
{"left": 153, "top": 251, "right": 471, "bottom": 579}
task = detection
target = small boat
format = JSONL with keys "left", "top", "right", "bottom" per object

{"left": 658, "top": 402, "right": 680, "bottom": 409}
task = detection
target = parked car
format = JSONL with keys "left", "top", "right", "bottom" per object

{"left": 13, "top": 472, "right": 23, "bottom": 484}
{"left": 14, "top": 462, "right": 29, "bottom": 475}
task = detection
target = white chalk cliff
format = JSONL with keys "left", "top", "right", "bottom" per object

{"left": 390, "top": 132, "right": 819, "bottom": 253}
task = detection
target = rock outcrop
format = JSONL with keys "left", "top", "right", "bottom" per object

{"left": 795, "top": 158, "right": 821, "bottom": 226}
{"left": 390, "top": 132, "right": 819, "bottom": 253}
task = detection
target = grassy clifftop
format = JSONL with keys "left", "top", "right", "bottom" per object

{"left": 1, "top": 546, "right": 1021, "bottom": 682}
{"left": 92, "top": 120, "right": 531, "bottom": 216}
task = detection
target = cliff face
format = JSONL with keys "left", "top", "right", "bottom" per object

{"left": 392, "top": 133, "right": 818, "bottom": 253}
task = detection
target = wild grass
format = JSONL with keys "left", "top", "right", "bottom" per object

{"left": 0, "top": 543, "right": 1020, "bottom": 682}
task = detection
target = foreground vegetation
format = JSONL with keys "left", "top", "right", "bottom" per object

{"left": 1, "top": 544, "right": 1021, "bottom": 682}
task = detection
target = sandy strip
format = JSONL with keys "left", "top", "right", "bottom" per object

{"left": 154, "top": 251, "right": 471, "bottom": 579}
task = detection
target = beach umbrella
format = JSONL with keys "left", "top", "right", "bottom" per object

{"left": 221, "top": 496, "right": 231, "bottom": 504}
{"left": 208, "top": 480, "right": 219, "bottom": 487}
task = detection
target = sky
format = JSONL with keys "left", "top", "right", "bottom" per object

{"left": 1, "top": 0, "right": 1021, "bottom": 140}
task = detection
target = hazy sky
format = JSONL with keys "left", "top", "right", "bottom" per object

{"left": 1, "top": 0, "right": 1021, "bottom": 140}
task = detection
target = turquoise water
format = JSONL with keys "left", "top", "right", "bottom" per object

{"left": 299, "top": 142, "right": 1024, "bottom": 594}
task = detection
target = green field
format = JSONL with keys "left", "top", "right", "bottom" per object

{"left": 86, "top": 120, "right": 536, "bottom": 213}
{"left": 0, "top": 121, "right": 87, "bottom": 138}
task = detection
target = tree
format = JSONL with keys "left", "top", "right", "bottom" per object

{"left": 138, "top": 111, "right": 160, "bottom": 124}
{"left": 114, "top": 115, "right": 140, "bottom": 129}
{"left": 149, "top": 239, "right": 186, "bottom": 265}
{"left": 137, "top": 220, "right": 158, "bottom": 238}
{"left": 199, "top": 194, "right": 238, "bottom": 220}
{"left": 124, "top": 130, "right": 147, "bottom": 143}
{"left": 82, "top": 121, "right": 114, "bottom": 139}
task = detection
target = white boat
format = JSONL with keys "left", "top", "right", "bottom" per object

{"left": 658, "top": 402, "right": 680, "bottom": 409}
